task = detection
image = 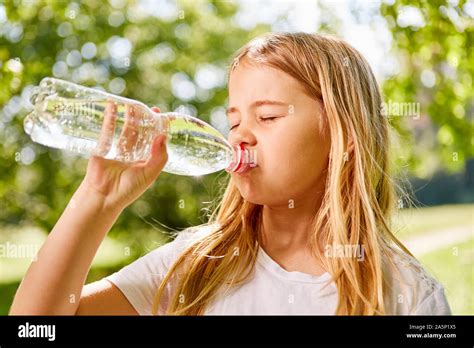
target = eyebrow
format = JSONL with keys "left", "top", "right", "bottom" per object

{"left": 226, "top": 99, "right": 290, "bottom": 116}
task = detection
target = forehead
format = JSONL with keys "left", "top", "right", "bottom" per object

{"left": 228, "top": 60, "right": 307, "bottom": 103}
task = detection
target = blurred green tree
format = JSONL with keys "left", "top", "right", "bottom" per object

{"left": 0, "top": 0, "right": 268, "bottom": 251}
{"left": 1, "top": 0, "right": 473, "bottom": 252}
{"left": 381, "top": 0, "right": 473, "bottom": 178}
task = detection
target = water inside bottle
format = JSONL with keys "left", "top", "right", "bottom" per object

{"left": 25, "top": 93, "right": 234, "bottom": 176}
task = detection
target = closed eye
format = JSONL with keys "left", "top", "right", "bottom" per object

{"left": 259, "top": 116, "right": 278, "bottom": 122}
{"left": 229, "top": 116, "right": 282, "bottom": 131}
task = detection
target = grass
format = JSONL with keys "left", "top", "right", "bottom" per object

{"left": 0, "top": 224, "right": 168, "bottom": 314}
{"left": 392, "top": 204, "right": 473, "bottom": 240}
{"left": 0, "top": 225, "right": 130, "bottom": 284}
{"left": 417, "top": 236, "right": 474, "bottom": 315}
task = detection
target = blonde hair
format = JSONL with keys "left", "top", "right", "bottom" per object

{"left": 152, "top": 32, "right": 412, "bottom": 315}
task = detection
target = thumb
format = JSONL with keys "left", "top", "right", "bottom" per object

{"left": 151, "top": 106, "right": 161, "bottom": 113}
{"left": 142, "top": 133, "right": 168, "bottom": 181}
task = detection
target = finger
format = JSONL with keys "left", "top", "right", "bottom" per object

{"left": 150, "top": 106, "right": 171, "bottom": 138}
{"left": 151, "top": 106, "right": 170, "bottom": 132}
{"left": 140, "top": 134, "right": 168, "bottom": 182}
{"left": 117, "top": 104, "right": 141, "bottom": 161}
{"left": 94, "top": 100, "right": 117, "bottom": 157}
{"left": 132, "top": 106, "right": 162, "bottom": 162}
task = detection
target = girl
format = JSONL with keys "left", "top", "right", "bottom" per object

{"left": 10, "top": 32, "right": 451, "bottom": 315}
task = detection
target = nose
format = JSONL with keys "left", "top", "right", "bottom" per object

{"left": 228, "top": 119, "right": 257, "bottom": 148}
{"left": 226, "top": 120, "right": 258, "bottom": 173}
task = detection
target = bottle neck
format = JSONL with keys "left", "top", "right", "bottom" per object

{"left": 225, "top": 143, "right": 257, "bottom": 174}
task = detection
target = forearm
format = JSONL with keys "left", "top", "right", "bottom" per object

{"left": 9, "top": 182, "right": 123, "bottom": 315}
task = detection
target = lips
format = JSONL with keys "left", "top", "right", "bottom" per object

{"left": 236, "top": 163, "right": 257, "bottom": 175}
{"left": 225, "top": 143, "right": 258, "bottom": 174}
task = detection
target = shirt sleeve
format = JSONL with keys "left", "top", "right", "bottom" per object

{"left": 104, "top": 230, "right": 198, "bottom": 315}
{"left": 412, "top": 286, "right": 452, "bottom": 315}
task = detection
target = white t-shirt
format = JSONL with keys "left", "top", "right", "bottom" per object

{"left": 105, "top": 225, "right": 451, "bottom": 315}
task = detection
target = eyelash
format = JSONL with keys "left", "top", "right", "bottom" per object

{"left": 230, "top": 116, "right": 279, "bottom": 131}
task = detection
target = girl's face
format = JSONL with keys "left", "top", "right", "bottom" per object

{"left": 227, "top": 59, "right": 331, "bottom": 206}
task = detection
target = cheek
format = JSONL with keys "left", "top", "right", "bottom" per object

{"left": 263, "top": 124, "right": 329, "bottom": 189}
{"left": 233, "top": 117, "right": 329, "bottom": 205}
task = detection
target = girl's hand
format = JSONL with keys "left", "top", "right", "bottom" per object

{"left": 81, "top": 104, "right": 168, "bottom": 211}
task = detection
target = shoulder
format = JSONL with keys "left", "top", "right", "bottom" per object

{"left": 103, "top": 223, "right": 219, "bottom": 315}
{"left": 171, "top": 223, "right": 218, "bottom": 245}
{"left": 146, "top": 222, "right": 219, "bottom": 265}
{"left": 383, "top": 247, "right": 451, "bottom": 315}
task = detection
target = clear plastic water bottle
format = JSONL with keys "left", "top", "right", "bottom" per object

{"left": 23, "top": 77, "right": 257, "bottom": 176}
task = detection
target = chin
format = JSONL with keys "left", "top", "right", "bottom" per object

{"left": 234, "top": 183, "right": 263, "bottom": 205}
{"left": 236, "top": 185, "right": 281, "bottom": 206}
{"left": 237, "top": 188, "right": 259, "bottom": 204}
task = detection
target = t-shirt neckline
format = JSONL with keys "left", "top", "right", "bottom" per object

{"left": 257, "top": 246, "right": 332, "bottom": 284}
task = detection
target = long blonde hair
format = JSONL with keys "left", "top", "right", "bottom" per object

{"left": 152, "top": 32, "right": 412, "bottom": 315}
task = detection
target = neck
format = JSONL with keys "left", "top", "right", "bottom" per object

{"left": 260, "top": 186, "right": 325, "bottom": 252}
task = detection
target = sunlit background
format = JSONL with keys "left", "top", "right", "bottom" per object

{"left": 0, "top": 0, "right": 473, "bottom": 314}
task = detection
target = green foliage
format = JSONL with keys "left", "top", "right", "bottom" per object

{"left": 381, "top": 0, "right": 473, "bottom": 178}
{"left": 0, "top": 0, "right": 472, "bottom": 243}
{"left": 0, "top": 0, "right": 267, "bottom": 239}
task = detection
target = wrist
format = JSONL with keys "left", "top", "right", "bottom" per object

{"left": 75, "top": 181, "right": 125, "bottom": 216}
